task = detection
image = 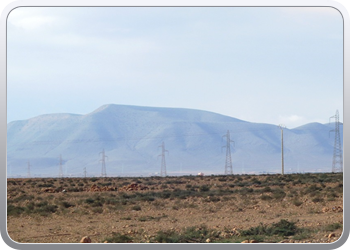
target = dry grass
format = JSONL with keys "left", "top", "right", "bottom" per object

{"left": 7, "top": 173, "right": 343, "bottom": 243}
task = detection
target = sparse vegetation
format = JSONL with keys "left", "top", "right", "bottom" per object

{"left": 7, "top": 172, "right": 343, "bottom": 243}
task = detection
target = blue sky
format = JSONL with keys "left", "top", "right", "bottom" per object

{"left": 7, "top": 7, "right": 343, "bottom": 128}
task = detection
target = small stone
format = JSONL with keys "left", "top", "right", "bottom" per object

{"left": 328, "top": 233, "right": 336, "bottom": 238}
{"left": 322, "top": 207, "right": 329, "bottom": 213}
{"left": 80, "top": 236, "right": 92, "bottom": 243}
{"left": 206, "top": 238, "right": 211, "bottom": 243}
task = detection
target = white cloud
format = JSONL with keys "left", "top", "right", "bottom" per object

{"left": 278, "top": 115, "right": 306, "bottom": 128}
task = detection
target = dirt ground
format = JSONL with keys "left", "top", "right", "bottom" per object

{"left": 6, "top": 173, "right": 343, "bottom": 244}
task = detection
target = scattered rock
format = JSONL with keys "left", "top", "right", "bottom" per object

{"left": 41, "top": 187, "right": 56, "bottom": 193}
{"left": 241, "top": 239, "right": 258, "bottom": 243}
{"left": 322, "top": 207, "right": 329, "bottom": 213}
{"left": 80, "top": 236, "right": 91, "bottom": 243}
{"left": 206, "top": 238, "right": 211, "bottom": 243}
{"left": 328, "top": 233, "right": 336, "bottom": 238}
{"left": 332, "top": 206, "right": 343, "bottom": 212}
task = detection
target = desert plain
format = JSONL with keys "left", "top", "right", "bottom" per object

{"left": 7, "top": 172, "right": 343, "bottom": 244}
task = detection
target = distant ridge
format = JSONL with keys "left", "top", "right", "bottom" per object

{"left": 7, "top": 104, "right": 341, "bottom": 177}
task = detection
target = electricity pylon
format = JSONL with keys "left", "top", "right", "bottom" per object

{"left": 83, "top": 167, "right": 87, "bottom": 178}
{"left": 329, "top": 110, "right": 343, "bottom": 173}
{"left": 222, "top": 130, "right": 234, "bottom": 175}
{"left": 279, "top": 124, "right": 286, "bottom": 175}
{"left": 158, "top": 142, "right": 168, "bottom": 177}
{"left": 59, "top": 155, "right": 63, "bottom": 178}
{"left": 99, "top": 149, "right": 108, "bottom": 177}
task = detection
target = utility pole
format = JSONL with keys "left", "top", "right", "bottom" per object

{"left": 279, "top": 125, "right": 286, "bottom": 175}
{"left": 158, "top": 142, "right": 168, "bottom": 177}
{"left": 27, "top": 161, "right": 31, "bottom": 178}
{"left": 222, "top": 130, "right": 234, "bottom": 175}
{"left": 59, "top": 155, "right": 63, "bottom": 178}
{"left": 99, "top": 149, "right": 108, "bottom": 177}
{"left": 329, "top": 110, "right": 343, "bottom": 173}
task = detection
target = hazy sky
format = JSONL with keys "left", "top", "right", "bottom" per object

{"left": 7, "top": 7, "right": 343, "bottom": 128}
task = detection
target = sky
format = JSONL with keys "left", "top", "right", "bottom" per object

{"left": 6, "top": 6, "right": 343, "bottom": 128}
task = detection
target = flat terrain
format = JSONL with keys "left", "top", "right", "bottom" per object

{"left": 7, "top": 173, "right": 343, "bottom": 244}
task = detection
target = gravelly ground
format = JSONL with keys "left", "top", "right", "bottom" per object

{"left": 7, "top": 173, "right": 343, "bottom": 244}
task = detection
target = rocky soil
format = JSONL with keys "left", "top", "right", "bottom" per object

{"left": 7, "top": 173, "right": 343, "bottom": 244}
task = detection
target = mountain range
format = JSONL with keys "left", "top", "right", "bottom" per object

{"left": 7, "top": 104, "right": 343, "bottom": 177}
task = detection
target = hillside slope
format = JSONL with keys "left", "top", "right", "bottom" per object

{"left": 7, "top": 104, "right": 342, "bottom": 177}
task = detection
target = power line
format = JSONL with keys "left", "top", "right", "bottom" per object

{"left": 279, "top": 124, "right": 286, "bottom": 175}
{"left": 99, "top": 148, "right": 108, "bottom": 177}
{"left": 222, "top": 130, "right": 234, "bottom": 175}
{"left": 158, "top": 142, "right": 168, "bottom": 177}
{"left": 329, "top": 110, "right": 343, "bottom": 173}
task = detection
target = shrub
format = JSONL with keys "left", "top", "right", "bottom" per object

{"left": 154, "top": 230, "right": 180, "bottom": 243}
{"left": 103, "top": 233, "right": 132, "bottom": 243}
{"left": 240, "top": 187, "right": 254, "bottom": 195}
{"left": 292, "top": 199, "right": 303, "bottom": 207}
{"left": 37, "top": 183, "right": 54, "bottom": 188}
{"left": 154, "top": 225, "right": 212, "bottom": 243}
{"left": 270, "top": 219, "right": 298, "bottom": 236}
{"left": 324, "top": 223, "right": 342, "bottom": 231}
{"left": 158, "top": 191, "right": 171, "bottom": 199}
{"left": 251, "top": 178, "right": 261, "bottom": 185}
{"left": 312, "top": 197, "right": 324, "bottom": 203}
{"left": 240, "top": 219, "right": 298, "bottom": 237}
{"left": 84, "top": 198, "right": 95, "bottom": 204}
{"left": 261, "top": 195, "right": 273, "bottom": 201}
{"left": 92, "top": 207, "right": 103, "bottom": 214}
{"left": 60, "top": 201, "right": 75, "bottom": 208}
{"left": 205, "top": 196, "right": 220, "bottom": 202}
{"left": 132, "top": 205, "right": 141, "bottom": 211}
{"left": 199, "top": 185, "right": 210, "bottom": 192}
{"left": 13, "top": 194, "right": 34, "bottom": 203}
{"left": 34, "top": 203, "right": 58, "bottom": 216}
{"left": 141, "top": 196, "right": 155, "bottom": 202}
{"left": 7, "top": 204, "right": 25, "bottom": 216}
{"left": 271, "top": 189, "right": 286, "bottom": 200}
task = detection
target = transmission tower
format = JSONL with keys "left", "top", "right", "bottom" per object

{"left": 158, "top": 142, "right": 168, "bottom": 177}
{"left": 329, "top": 110, "right": 343, "bottom": 173}
{"left": 279, "top": 124, "right": 286, "bottom": 175}
{"left": 59, "top": 155, "right": 63, "bottom": 178}
{"left": 222, "top": 130, "right": 234, "bottom": 175}
{"left": 83, "top": 167, "right": 87, "bottom": 178}
{"left": 99, "top": 149, "right": 108, "bottom": 177}
{"left": 27, "top": 161, "right": 31, "bottom": 178}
